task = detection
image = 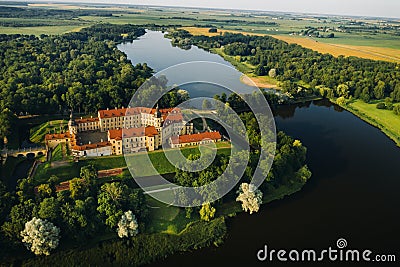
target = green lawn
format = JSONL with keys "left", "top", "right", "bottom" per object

{"left": 210, "top": 48, "right": 279, "bottom": 88}
{"left": 145, "top": 196, "right": 193, "bottom": 234}
{"left": 345, "top": 99, "right": 400, "bottom": 146}
{"left": 33, "top": 146, "right": 231, "bottom": 185}
{"left": 211, "top": 48, "right": 254, "bottom": 74}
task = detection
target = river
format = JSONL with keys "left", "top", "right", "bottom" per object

{"left": 118, "top": 31, "right": 400, "bottom": 266}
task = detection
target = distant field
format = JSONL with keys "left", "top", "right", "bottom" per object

{"left": 271, "top": 35, "right": 400, "bottom": 63}
{"left": 180, "top": 26, "right": 266, "bottom": 37}
{"left": 0, "top": 25, "right": 85, "bottom": 35}
{"left": 182, "top": 26, "right": 400, "bottom": 63}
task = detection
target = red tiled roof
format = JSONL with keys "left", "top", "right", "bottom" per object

{"left": 108, "top": 126, "right": 158, "bottom": 140}
{"left": 72, "top": 141, "right": 111, "bottom": 151}
{"left": 45, "top": 132, "right": 72, "bottom": 141}
{"left": 75, "top": 117, "right": 99, "bottom": 124}
{"left": 98, "top": 107, "right": 182, "bottom": 119}
{"left": 170, "top": 132, "right": 221, "bottom": 145}
{"left": 108, "top": 129, "right": 122, "bottom": 140}
{"left": 123, "top": 126, "right": 158, "bottom": 138}
{"left": 145, "top": 126, "right": 159, "bottom": 137}
{"left": 163, "top": 113, "right": 183, "bottom": 123}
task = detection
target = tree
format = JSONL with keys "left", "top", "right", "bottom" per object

{"left": 391, "top": 84, "right": 400, "bottom": 102}
{"left": 97, "top": 183, "right": 125, "bottom": 228}
{"left": 80, "top": 165, "right": 97, "bottom": 190}
{"left": 336, "top": 96, "right": 346, "bottom": 106}
{"left": 0, "top": 180, "right": 12, "bottom": 222}
{"left": 69, "top": 178, "right": 88, "bottom": 200}
{"left": 199, "top": 202, "right": 216, "bottom": 222}
{"left": 374, "top": 81, "right": 386, "bottom": 99}
{"left": 117, "top": 210, "right": 139, "bottom": 238}
{"left": 268, "top": 68, "right": 277, "bottom": 78}
{"left": 20, "top": 217, "right": 60, "bottom": 256}
{"left": 1, "top": 199, "right": 36, "bottom": 240}
{"left": 296, "top": 165, "right": 312, "bottom": 182}
{"left": 236, "top": 183, "right": 263, "bottom": 214}
{"left": 38, "top": 197, "right": 60, "bottom": 221}
{"left": 37, "top": 184, "right": 52, "bottom": 199}
{"left": 394, "top": 105, "right": 400, "bottom": 116}
{"left": 0, "top": 109, "right": 15, "bottom": 140}
{"left": 97, "top": 182, "right": 147, "bottom": 229}
{"left": 336, "top": 84, "right": 349, "bottom": 98}
{"left": 61, "top": 197, "right": 99, "bottom": 240}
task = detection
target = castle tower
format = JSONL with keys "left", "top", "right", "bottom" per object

{"left": 154, "top": 103, "right": 162, "bottom": 128}
{"left": 68, "top": 110, "right": 77, "bottom": 135}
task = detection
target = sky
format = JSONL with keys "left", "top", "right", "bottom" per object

{"left": 26, "top": 0, "right": 400, "bottom": 18}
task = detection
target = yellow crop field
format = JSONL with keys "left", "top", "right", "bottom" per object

{"left": 182, "top": 27, "right": 400, "bottom": 63}
{"left": 270, "top": 35, "right": 400, "bottom": 63}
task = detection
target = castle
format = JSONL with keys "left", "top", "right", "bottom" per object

{"left": 45, "top": 106, "right": 221, "bottom": 158}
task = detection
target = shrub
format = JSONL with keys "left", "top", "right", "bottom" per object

{"left": 394, "top": 105, "right": 400, "bottom": 116}
{"left": 376, "top": 102, "right": 386, "bottom": 109}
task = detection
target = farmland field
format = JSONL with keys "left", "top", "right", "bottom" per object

{"left": 271, "top": 35, "right": 400, "bottom": 62}
{"left": 180, "top": 26, "right": 400, "bottom": 63}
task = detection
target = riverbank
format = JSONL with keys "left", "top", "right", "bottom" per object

{"left": 334, "top": 99, "right": 400, "bottom": 147}
{"left": 207, "top": 44, "right": 400, "bottom": 147}
{"left": 209, "top": 47, "right": 280, "bottom": 89}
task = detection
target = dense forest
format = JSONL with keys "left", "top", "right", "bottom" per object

{"left": 0, "top": 24, "right": 152, "bottom": 116}
{"left": 172, "top": 30, "right": 400, "bottom": 103}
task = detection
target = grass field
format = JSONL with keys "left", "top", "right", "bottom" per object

{"left": 210, "top": 47, "right": 279, "bottom": 89}
{"left": 270, "top": 35, "right": 400, "bottom": 63}
{"left": 0, "top": 25, "right": 86, "bottom": 35}
{"left": 344, "top": 100, "right": 400, "bottom": 146}
{"left": 33, "top": 145, "right": 231, "bottom": 184}
{"left": 146, "top": 196, "right": 193, "bottom": 234}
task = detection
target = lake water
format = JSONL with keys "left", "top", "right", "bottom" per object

{"left": 119, "top": 31, "right": 400, "bottom": 266}
{"left": 118, "top": 30, "right": 257, "bottom": 98}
